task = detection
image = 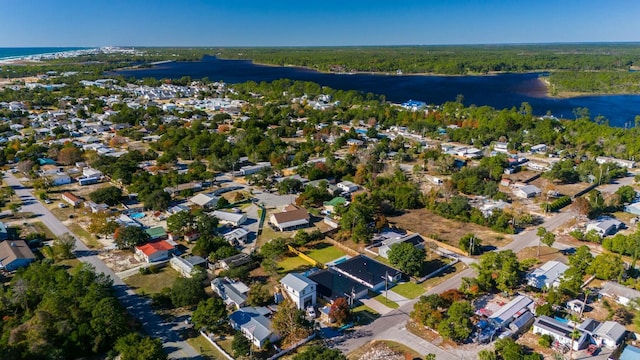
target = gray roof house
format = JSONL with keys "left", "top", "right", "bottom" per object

{"left": 280, "top": 273, "right": 317, "bottom": 310}
{"left": 513, "top": 185, "right": 541, "bottom": 199}
{"left": 526, "top": 260, "right": 569, "bottom": 289}
{"left": 378, "top": 233, "right": 425, "bottom": 259}
{"left": 0, "top": 221, "right": 8, "bottom": 240}
{"left": 229, "top": 306, "right": 280, "bottom": 348}
{"left": 0, "top": 240, "right": 36, "bottom": 272}
{"left": 586, "top": 218, "right": 623, "bottom": 237}
{"left": 489, "top": 294, "right": 534, "bottom": 329}
{"left": 332, "top": 255, "right": 402, "bottom": 291}
{"left": 189, "top": 193, "right": 219, "bottom": 208}
{"left": 533, "top": 316, "right": 589, "bottom": 351}
{"left": 579, "top": 319, "right": 627, "bottom": 349}
{"left": 211, "top": 277, "right": 250, "bottom": 309}
{"left": 599, "top": 281, "right": 640, "bottom": 306}
{"left": 169, "top": 255, "right": 207, "bottom": 277}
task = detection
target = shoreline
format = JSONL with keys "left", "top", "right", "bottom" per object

{"left": 536, "top": 77, "right": 630, "bottom": 99}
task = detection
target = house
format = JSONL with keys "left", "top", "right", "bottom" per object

{"left": 586, "top": 218, "right": 623, "bottom": 237}
{"left": 78, "top": 176, "right": 100, "bottom": 186}
{"left": 115, "top": 214, "right": 141, "bottom": 228}
{"left": 494, "top": 142, "right": 509, "bottom": 154}
{"left": 134, "top": 240, "right": 175, "bottom": 263}
{"left": 378, "top": 233, "right": 425, "bottom": 259}
{"left": 229, "top": 307, "right": 279, "bottom": 348}
{"left": 167, "top": 204, "right": 190, "bottom": 215}
{"left": 222, "top": 227, "right": 249, "bottom": 246}
{"left": 61, "top": 191, "right": 82, "bottom": 207}
{"left": 513, "top": 185, "right": 541, "bottom": 199}
{"left": 211, "top": 277, "right": 250, "bottom": 309}
{"left": 624, "top": 202, "right": 640, "bottom": 216}
{"left": 489, "top": 294, "right": 534, "bottom": 329}
{"left": 170, "top": 255, "right": 207, "bottom": 277}
{"left": 189, "top": 193, "right": 219, "bottom": 208}
{"left": 280, "top": 273, "right": 317, "bottom": 310}
{"left": 332, "top": 255, "right": 402, "bottom": 291}
{"left": 579, "top": 319, "right": 627, "bottom": 349}
{"left": 238, "top": 162, "right": 271, "bottom": 176}
{"left": 0, "top": 240, "right": 36, "bottom": 271}
{"left": 50, "top": 173, "right": 72, "bottom": 186}
{"left": 217, "top": 253, "right": 252, "bottom": 270}
{"left": 145, "top": 226, "right": 168, "bottom": 241}
{"left": 530, "top": 144, "right": 547, "bottom": 153}
{"left": 84, "top": 201, "right": 109, "bottom": 213}
{"left": 533, "top": 316, "right": 588, "bottom": 351}
{"left": 337, "top": 181, "right": 359, "bottom": 193}
{"left": 307, "top": 269, "right": 368, "bottom": 306}
{"left": 212, "top": 210, "right": 247, "bottom": 226}
{"left": 346, "top": 139, "right": 364, "bottom": 147}
{"left": 526, "top": 260, "right": 569, "bottom": 289}
{"left": 82, "top": 167, "right": 102, "bottom": 178}
{"left": 163, "top": 182, "right": 202, "bottom": 195}
{"left": 599, "top": 281, "right": 640, "bottom": 306}
{"left": 323, "top": 197, "right": 347, "bottom": 214}
{"left": 596, "top": 156, "right": 635, "bottom": 169}
{"left": 269, "top": 205, "right": 310, "bottom": 232}
{"left": 508, "top": 310, "right": 535, "bottom": 336}
{"left": 0, "top": 221, "right": 8, "bottom": 240}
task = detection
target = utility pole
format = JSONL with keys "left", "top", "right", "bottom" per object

{"left": 384, "top": 270, "right": 389, "bottom": 301}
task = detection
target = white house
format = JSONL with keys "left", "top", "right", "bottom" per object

{"left": 586, "top": 218, "right": 623, "bottom": 237}
{"left": 378, "top": 233, "right": 425, "bottom": 259}
{"left": 596, "top": 156, "right": 635, "bottom": 169}
{"left": 50, "top": 173, "right": 72, "bottom": 186}
{"left": 169, "top": 255, "right": 207, "bottom": 277}
{"left": 239, "top": 162, "right": 271, "bottom": 176}
{"left": 592, "top": 321, "right": 627, "bottom": 349}
{"left": 599, "top": 281, "right": 640, "bottom": 306}
{"left": 337, "top": 181, "right": 359, "bottom": 193}
{"left": 222, "top": 227, "right": 249, "bottom": 246}
{"left": 211, "top": 277, "right": 250, "bottom": 309}
{"left": 513, "top": 185, "right": 541, "bottom": 199}
{"left": 269, "top": 205, "right": 310, "bottom": 232}
{"left": 229, "top": 307, "right": 280, "bottom": 348}
{"left": 526, "top": 260, "right": 569, "bottom": 289}
{"left": 211, "top": 210, "right": 247, "bottom": 226}
{"left": 533, "top": 316, "right": 588, "bottom": 351}
{"left": 530, "top": 144, "right": 547, "bottom": 153}
{"left": 134, "top": 240, "right": 175, "bottom": 263}
{"left": 489, "top": 294, "right": 534, "bottom": 329}
{"left": 280, "top": 273, "right": 317, "bottom": 310}
{"left": 189, "top": 193, "right": 219, "bottom": 208}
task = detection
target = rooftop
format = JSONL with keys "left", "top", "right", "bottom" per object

{"left": 0, "top": 240, "right": 36, "bottom": 268}
{"left": 280, "top": 273, "right": 317, "bottom": 292}
{"left": 136, "top": 240, "right": 175, "bottom": 256}
{"left": 332, "top": 255, "right": 400, "bottom": 287}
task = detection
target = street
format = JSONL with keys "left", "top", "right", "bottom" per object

{"left": 3, "top": 172, "right": 201, "bottom": 360}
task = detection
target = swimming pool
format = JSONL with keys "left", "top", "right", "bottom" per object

{"left": 130, "top": 212, "right": 145, "bottom": 219}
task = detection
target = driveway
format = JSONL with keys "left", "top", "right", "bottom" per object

{"left": 3, "top": 172, "right": 201, "bottom": 360}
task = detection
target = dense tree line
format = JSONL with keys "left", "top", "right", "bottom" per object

{"left": 0, "top": 262, "right": 135, "bottom": 359}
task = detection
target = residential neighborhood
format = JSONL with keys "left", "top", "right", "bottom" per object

{"left": 2, "top": 50, "right": 640, "bottom": 360}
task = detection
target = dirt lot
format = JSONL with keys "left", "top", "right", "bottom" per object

{"left": 529, "top": 177, "right": 592, "bottom": 198}
{"left": 98, "top": 249, "right": 143, "bottom": 272}
{"left": 516, "top": 246, "right": 568, "bottom": 264}
{"left": 388, "top": 208, "right": 512, "bottom": 250}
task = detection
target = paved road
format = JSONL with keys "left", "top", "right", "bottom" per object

{"left": 335, "top": 174, "right": 639, "bottom": 357}
{"left": 3, "top": 172, "right": 201, "bottom": 360}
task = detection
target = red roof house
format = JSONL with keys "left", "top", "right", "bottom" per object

{"left": 135, "top": 240, "right": 175, "bottom": 263}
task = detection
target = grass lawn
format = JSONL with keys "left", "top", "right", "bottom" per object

{"left": 124, "top": 267, "right": 181, "bottom": 295}
{"left": 421, "top": 262, "right": 465, "bottom": 290}
{"left": 187, "top": 335, "right": 229, "bottom": 360}
{"left": 352, "top": 304, "right": 380, "bottom": 325}
{"left": 373, "top": 293, "right": 399, "bottom": 309}
{"left": 392, "top": 282, "right": 426, "bottom": 299}
{"left": 66, "top": 223, "right": 103, "bottom": 249}
{"left": 277, "top": 256, "right": 312, "bottom": 273}
{"left": 305, "top": 242, "right": 347, "bottom": 264}
{"left": 30, "top": 221, "right": 56, "bottom": 240}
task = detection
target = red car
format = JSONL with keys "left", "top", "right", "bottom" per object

{"left": 587, "top": 344, "right": 599, "bottom": 356}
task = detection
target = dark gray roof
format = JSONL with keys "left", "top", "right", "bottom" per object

{"left": 307, "top": 269, "right": 367, "bottom": 302}
{"left": 229, "top": 307, "right": 273, "bottom": 343}
{"left": 332, "top": 255, "right": 400, "bottom": 286}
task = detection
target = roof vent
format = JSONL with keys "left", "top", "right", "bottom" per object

{"left": 10, "top": 242, "right": 15, "bottom": 247}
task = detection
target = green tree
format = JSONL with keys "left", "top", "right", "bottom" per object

{"left": 536, "top": 227, "right": 555, "bottom": 257}
{"left": 170, "top": 275, "right": 207, "bottom": 308}
{"left": 232, "top": 332, "right": 251, "bottom": 357}
{"left": 458, "top": 233, "right": 482, "bottom": 255}
{"left": 271, "top": 300, "right": 312, "bottom": 346}
{"left": 387, "top": 242, "right": 425, "bottom": 277}
{"left": 494, "top": 338, "right": 524, "bottom": 359}
{"left": 114, "top": 333, "right": 167, "bottom": 360}
{"left": 166, "top": 210, "right": 193, "bottom": 237}
{"left": 247, "top": 283, "right": 272, "bottom": 307}
{"left": 588, "top": 253, "right": 625, "bottom": 280}
{"left": 616, "top": 185, "right": 636, "bottom": 204}
{"left": 143, "top": 189, "right": 171, "bottom": 211}
{"left": 436, "top": 301, "right": 474, "bottom": 343}
{"left": 114, "top": 226, "right": 150, "bottom": 250}
{"left": 89, "top": 186, "right": 122, "bottom": 206}
{"left": 52, "top": 232, "right": 76, "bottom": 260}
{"left": 192, "top": 297, "right": 227, "bottom": 332}
{"left": 216, "top": 196, "right": 230, "bottom": 209}
{"left": 292, "top": 345, "right": 346, "bottom": 360}
{"left": 471, "top": 250, "right": 522, "bottom": 293}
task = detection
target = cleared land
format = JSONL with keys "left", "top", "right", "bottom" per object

{"left": 388, "top": 208, "right": 511, "bottom": 249}
{"left": 392, "top": 281, "right": 427, "bottom": 299}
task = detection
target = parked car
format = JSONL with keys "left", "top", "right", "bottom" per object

{"left": 58, "top": 203, "right": 67, "bottom": 208}
{"left": 44, "top": 199, "right": 52, "bottom": 204}
{"left": 306, "top": 306, "right": 316, "bottom": 319}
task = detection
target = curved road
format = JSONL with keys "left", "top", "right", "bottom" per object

{"left": 3, "top": 172, "right": 200, "bottom": 360}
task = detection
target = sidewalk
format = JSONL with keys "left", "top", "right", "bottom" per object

{"left": 360, "top": 297, "right": 393, "bottom": 315}
{"left": 381, "top": 289, "right": 411, "bottom": 308}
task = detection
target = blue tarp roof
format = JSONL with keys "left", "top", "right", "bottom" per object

{"left": 620, "top": 345, "right": 640, "bottom": 360}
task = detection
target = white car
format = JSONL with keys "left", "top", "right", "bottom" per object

{"left": 58, "top": 203, "right": 67, "bottom": 208}
{"left": 306, "top": 306, "right": 316, "bottom": 318}
{"left": 44, "top": 199, "right": 52, "bottom": 204}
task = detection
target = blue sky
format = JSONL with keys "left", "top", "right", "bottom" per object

{"left": 1, "top": 0, "right": 639, "bottom": 47}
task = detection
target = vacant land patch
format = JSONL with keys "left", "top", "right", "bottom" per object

{"left": 124, "top": 266, "right": 181, "bottom": 294}
{"left": 388, "top": 208, "right": 511, "bottom": 249}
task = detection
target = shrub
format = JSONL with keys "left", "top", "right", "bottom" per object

{"left": 541, "top": 196, "right": 571, "bottom": 212}
{"left": 539, "top": 334, "right": 553, "bottom": 348}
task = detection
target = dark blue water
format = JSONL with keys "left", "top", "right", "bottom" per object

{"left": 111, "top": 56, "right": 640, "bottom": 127}
{"left": 0, "top": 47, "right": 88, "bottom": 60}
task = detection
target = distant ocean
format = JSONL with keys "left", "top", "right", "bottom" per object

{"left": 0, "top": 47, "right": 88, "bottom": 60}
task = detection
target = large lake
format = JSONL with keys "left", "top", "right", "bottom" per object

{"left": 111, "top": 56, "right": 640, "bottom": 128}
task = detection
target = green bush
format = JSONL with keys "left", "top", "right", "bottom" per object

{"left": 538, "top": 334, "right": 553, "bottom": 348}
{"left": 542, "top": 196, "right": 571, "bottom": 212}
